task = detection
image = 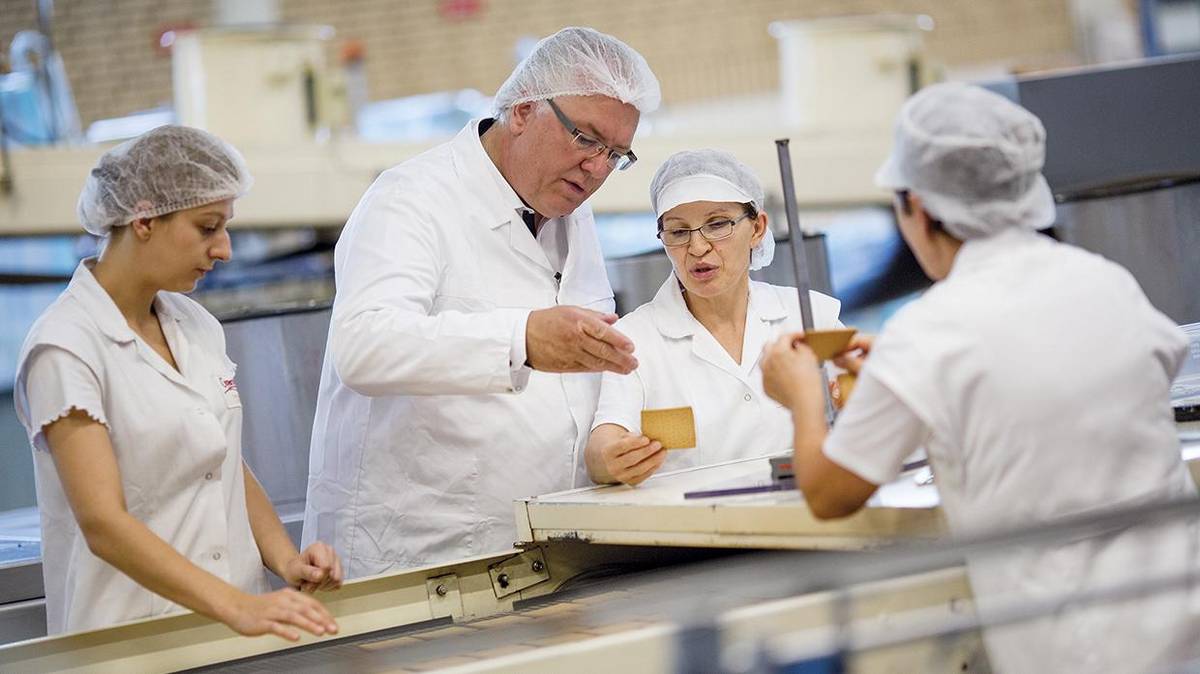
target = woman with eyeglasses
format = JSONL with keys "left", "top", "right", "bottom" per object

{"left": 583, "top": 149, "right": 842, "bottom": 485}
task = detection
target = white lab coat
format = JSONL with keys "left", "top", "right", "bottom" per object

{"left": 13, "top": 260, "right": 269, "bottom": 635}
{"left": 592, "top": 276, "right": 841, "bottom": 474}
{"left": 822, "top": 229, "right": 1200, "bottom": 672}
{"left": 302, "top": 120, "right": 615, "bottom": 577}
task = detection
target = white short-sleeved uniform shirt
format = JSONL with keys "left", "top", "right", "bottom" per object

{"left": 13, "top": 259, "right": 269, "bottom": 635}
{"left": 821, "top": 229, "right": 1200, "bottom": 673}
{"left": 592, "top": 276, "right": 841, "bottom": 474}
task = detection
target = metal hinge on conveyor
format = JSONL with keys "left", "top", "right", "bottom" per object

{"left": 426, "top": 573, "right": 464, "bottom": 619}
{"left": 488, "top": 548, "right": 550, "bottom": 599}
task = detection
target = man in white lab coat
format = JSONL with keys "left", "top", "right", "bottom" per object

{"left": 760, "top": 83, "right": 1200, "bottom": 672}
{"left": 302, "top": 27, "right": 661, "bottom": 577}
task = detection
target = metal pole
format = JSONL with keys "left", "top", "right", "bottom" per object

{"left": 36, "top": 0, "right": 56, "bottom": 50}
{"left": 774, "top": 139, "right": 815, "bottom": 331}
{"left": 35, "top": 0, "right": 61, "bottom": 142}
{"left": 775, "top": 139, "right": 834, "bottom": 420}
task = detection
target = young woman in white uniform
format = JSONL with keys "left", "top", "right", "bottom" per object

{"left": 14, "top": 126, "right": 343, "bottom": 639}
{"left": 586, "top": 149, "right": 841, "bottom": 485}
{"left": 760, "top": 84, "right": 1200, "bottom": 673}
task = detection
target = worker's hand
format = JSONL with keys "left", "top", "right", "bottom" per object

{"left": 761, "top": 332, "right": 825, "bottom": 409}
{"left": 221, "top": 588, "right": 339, "bottom": 642}
{"left": 831, "top": 334, "right": 875, "bottom": 375}
{"left": 526, "top": 306, "right": 637, "bottom": 374}
{"left": 284, "top": 542, "right": 344, "bottom": 593}
{"left": 600, "top": 432, "right": 666, "bottom": 486}
{"left": 829, "top": 377, "right": 842, "bottom": 407}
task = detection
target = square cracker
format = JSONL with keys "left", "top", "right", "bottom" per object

{"left": 641, "top": 406, "right": 696, "bottom": 449}
{"left": 804, "top": 328, "right": 857, "bottom": 360}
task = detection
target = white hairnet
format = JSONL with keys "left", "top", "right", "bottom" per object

{"left": 650, "top": 149, "right": 775, "bottom": 270}
{"left": 493, "top": 27, "right": 661, "bottom": 114}
{"left": 78, "top": 125, "right": 253, "bottom": 237}
{"left": 874, "top": 82, "right": 1056, "bottom": 240}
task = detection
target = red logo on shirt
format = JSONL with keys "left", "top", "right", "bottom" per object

{"left": 222, "top": 377, "right": 237, "bottom": 394}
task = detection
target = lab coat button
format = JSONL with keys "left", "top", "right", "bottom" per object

{"left": 212, "top": 552, "right": 222, "bottom": 561}
{"left": 744, "top": 393, "right": 752, "bottom": 402}
{"left": 204, "top": 472, "right": 213, "bottom": 480}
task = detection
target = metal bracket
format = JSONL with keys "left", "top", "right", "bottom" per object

{"left": 487, "top": 548, "right": 550, "bottom": 599}
{"left": 425, "top": 573, "right": 463, "bottom": 619}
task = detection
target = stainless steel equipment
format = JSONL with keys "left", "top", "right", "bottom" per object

{"left": 1052, "top": 175, "right": 1200, "bottom": 325}
{"left": 1013, "top": 55, "right": 1200, "bottom": 193}
{"left": 997, "top": 56, "right": 1200, "bottom": 324}
{"left": 221, "top": 304, "right": 332, "bottom": 541}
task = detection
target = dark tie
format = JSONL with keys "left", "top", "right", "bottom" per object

{"left": 520, "top": 209, "right": 537, "bottom": 237}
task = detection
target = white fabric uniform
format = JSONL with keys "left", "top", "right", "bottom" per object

{"left": 822, "top": 229, "right": 1200, "bottom": 673}
{"left": 302, "top": 120, "right": 615, "bottom": 577}
{"left": 592, "top": 276, "right": 840, "bottom": 473}
{"left": 13, "top": 260, "right": 269, "bottom": 635}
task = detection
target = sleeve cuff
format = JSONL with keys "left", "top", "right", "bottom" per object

{"left": 591, "top": 414, "right": 638, "bottom": 434}
{"left": 590, "top": 370, "right": 644, "bottom": 434}
{"left": 508, "top": 309, "right": 533, "bottom": 393}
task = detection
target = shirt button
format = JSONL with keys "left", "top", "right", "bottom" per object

{"left": 744, "top": 393, "right": 752, "bottom": 402}
{"left": 204, "top": 472, "right": 213, "bottom": 480}
{"left": 212, "top": 552, "right": 222, "bottom": 561}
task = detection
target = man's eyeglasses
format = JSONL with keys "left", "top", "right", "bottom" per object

{"left": 657, "top": 213, "right": 750, "bottom": 247}
{"left": 546, "top": 98, "right": 637, "bottom": 171}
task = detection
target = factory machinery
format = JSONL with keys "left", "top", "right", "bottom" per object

{"left": 2, "top": 50, "right": 1199, "bottom": 674}
{"left": 3, "top": 447, "right": 1200, "bottom": 673}
{"left": 0, "top": 456, "right": 972, "bottom": 673}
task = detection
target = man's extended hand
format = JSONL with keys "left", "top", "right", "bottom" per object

{"left": 526, "top": 306, "right": 637, "bottom": 374}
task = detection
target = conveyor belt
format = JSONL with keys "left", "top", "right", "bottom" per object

{"left": 176, "top": 544, "right": 927, "bottom": 673}
{"left": 180, "top": 553, "right": 992, "bottom": 674}
{"left": 183, "top": 581, "right": 654, "bottom": 673}
{"left": 180, "top": 548, "right": 789, "bottom": 673}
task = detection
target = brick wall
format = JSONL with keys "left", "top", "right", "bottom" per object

{"left": 1, "top": 0, "right": 213, "bottom": 127}
{"left": 1, "top": 0, "right": 1077, "bottom": 128}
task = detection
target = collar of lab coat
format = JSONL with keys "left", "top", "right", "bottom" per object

{"left": 452, "top": 118, "right": 534, "bottom": 230}
{"left": 945, "top": 227, "right": 1043, "bottom": 282}
{"left": 61, "top": 258, "right": 201, "bottom": 395}
{"left": 452, "top": 118, "right": 563, "bottom": 273}
{"left": 67, "top": 258, "right": 185, "bottom": 345}
{"left": 67, "top": 258, "right": 136, "bottom": 344}
{"left": 648, "top": 273, "right": 788, "bottom": 339}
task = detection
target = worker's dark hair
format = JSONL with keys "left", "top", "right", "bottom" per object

{"left": 894, "top": 189, "right": 945, "bottom": 232}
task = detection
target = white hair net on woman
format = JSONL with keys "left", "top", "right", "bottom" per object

{"left": 493, "top": 27, "right": 661, "bottom": 114}
{"left": 649, "top": 148, "right": 775, "bottom": 270}
{"left": 77, "top": 125, "right": 253, "bottom": 237}
{"left": 874, "top": 82, "right": 1056, "bottom": 240}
